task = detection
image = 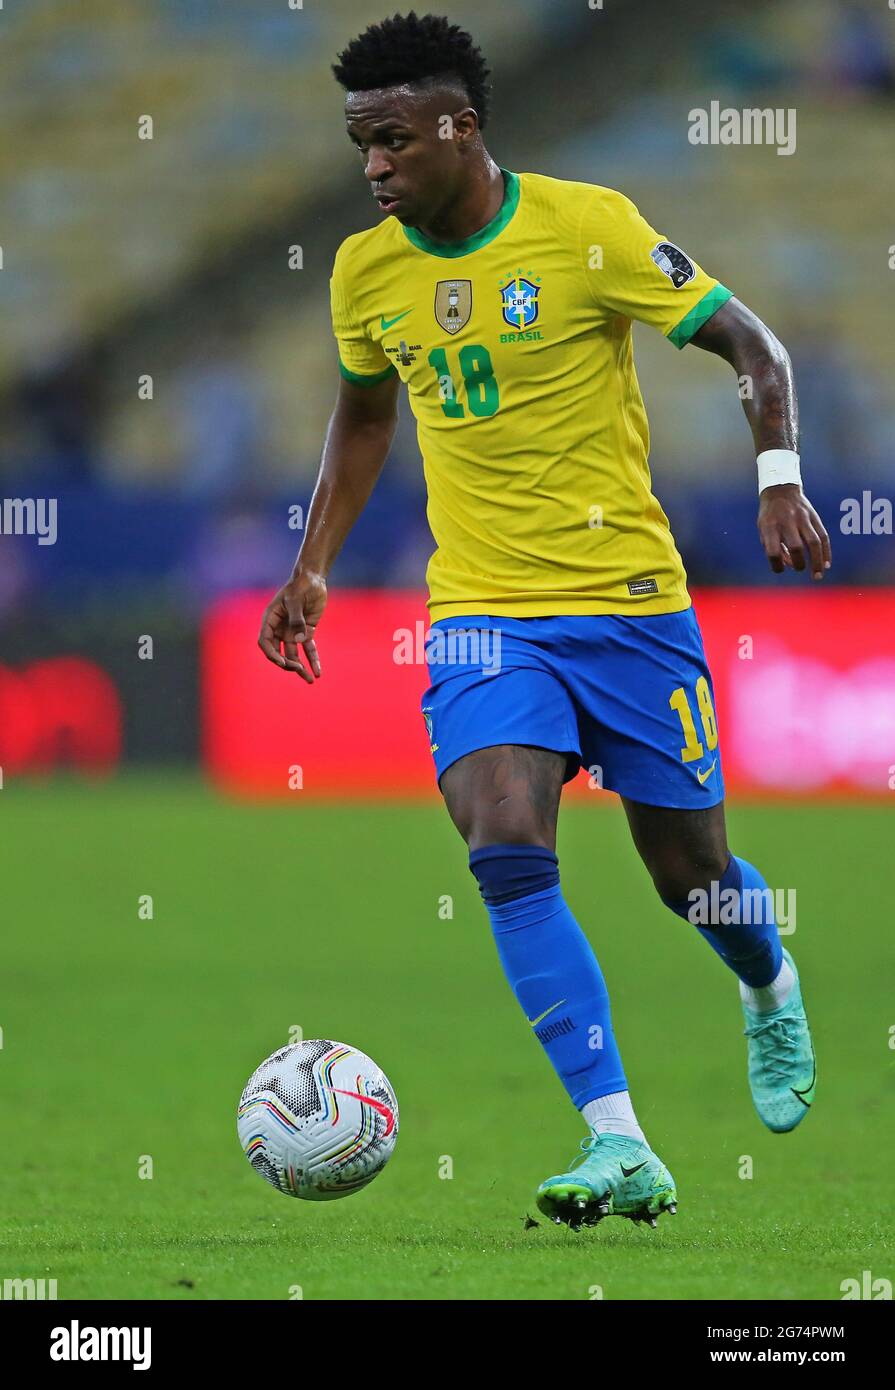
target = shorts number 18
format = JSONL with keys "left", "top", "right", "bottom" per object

{"left": 669, "top": 678, "right": 718, "bottom": 763}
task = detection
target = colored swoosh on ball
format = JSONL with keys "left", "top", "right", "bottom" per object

{"left": 328, "top": 1087, "right": 396, "bottom": 1136}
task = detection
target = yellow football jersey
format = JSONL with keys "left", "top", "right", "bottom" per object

{"left": 329, "top": 168, "right": 731, "bottom": 620}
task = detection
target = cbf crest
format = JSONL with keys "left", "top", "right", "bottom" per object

{"left": 434, "top": 280, "right": 472, "bottom": 334}
{"left": 500, "top": 271, "right": 541, "bottom": 330}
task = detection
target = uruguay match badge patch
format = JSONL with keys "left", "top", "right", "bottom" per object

{"left": 435, "top": 280, "right": 472, "bottom": 334}
{"left": 499, "top": 271, "right": 541, "bottom": 329}
{"left": 649, "top": 242, "right": 695, "bottom": 288}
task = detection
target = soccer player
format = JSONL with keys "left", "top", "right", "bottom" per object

{"left": 259, "top": 13, "right": 831, "bottom": 1229}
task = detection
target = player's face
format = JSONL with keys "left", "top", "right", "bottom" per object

{"left": 344, "top": 85, "right": 472, "bottom": 227}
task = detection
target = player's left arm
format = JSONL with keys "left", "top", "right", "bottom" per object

{"left": 690, "top": 297, "right": 832, "bottom": 581}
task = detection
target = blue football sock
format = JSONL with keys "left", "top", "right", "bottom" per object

{"left": 662, "top": 853, "right": 783, "bottom": 988}
{"left": 469, "top": 845, "right": 627, "bottom": 1108}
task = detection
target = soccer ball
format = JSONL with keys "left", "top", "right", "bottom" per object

{"left": 237, "top": 1039, "right": 399, "bottom": 1200}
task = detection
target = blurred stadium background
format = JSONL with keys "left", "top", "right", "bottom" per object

{"left": 1, "top": 0, "right": 893, "bottom": 1301}
{"left": 0, "top": 0, "right": 893, "bottom": 778}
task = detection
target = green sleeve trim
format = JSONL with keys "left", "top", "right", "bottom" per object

{"left": 338, "top": 359, "right": 398, "bottom": 386}
{"left": 667, "top": 284, "right": 733, "bottom": 349}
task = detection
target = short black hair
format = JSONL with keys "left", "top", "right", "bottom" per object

{"left": 333, "top": 11, "right": 492, "bottom": 129}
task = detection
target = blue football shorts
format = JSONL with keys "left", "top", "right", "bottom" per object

{"left": 419, "top": 608, "right": 724, "bottom": 809}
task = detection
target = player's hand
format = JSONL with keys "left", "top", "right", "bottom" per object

{"left": 258, "top": 570, "right": 327, "bottom": 682}
{"left": 757, "top": 484, "right": 831, "bottom": 581}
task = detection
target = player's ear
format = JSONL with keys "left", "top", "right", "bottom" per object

{"left": 451, "top": 107, "right": 480, "bottom": 144}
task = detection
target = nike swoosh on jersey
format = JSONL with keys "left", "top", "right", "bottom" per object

{"left": 528, "top": 999, "right": 567, "bottom": 1028}
{"left": 696, "top": 760, "right": 717, "bottom": 785}
{"left": 380, "top": 310, "right": 412, "bottom": 331}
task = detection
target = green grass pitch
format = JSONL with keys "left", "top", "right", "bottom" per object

{"left": 1, "top": 777, "right": 892, "bottom": 1300}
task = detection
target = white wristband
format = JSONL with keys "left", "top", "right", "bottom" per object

{"left": 757, "top": 449, "right": 801, "bottom": 493}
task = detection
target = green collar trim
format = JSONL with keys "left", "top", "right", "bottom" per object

{"left": 403, "top": 169, "right": 520, "bottom": 258}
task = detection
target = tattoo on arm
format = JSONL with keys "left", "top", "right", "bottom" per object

{"left": 690, "top": 297, "right": 798, "bottom": 454}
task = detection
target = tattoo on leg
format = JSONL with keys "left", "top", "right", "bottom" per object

{"left": 441, "top": 744, "right": 565, "bottom": 849}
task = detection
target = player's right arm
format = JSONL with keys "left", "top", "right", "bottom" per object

{"left": 258, "top": 370, "right": 400, "bottom": 682}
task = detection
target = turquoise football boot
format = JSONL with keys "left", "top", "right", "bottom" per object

{"left": 536, "top": 1131, "right": 677, "bottom": 1230}
{"left": 742, "top": 948, "right": 816, "bottom": 1133}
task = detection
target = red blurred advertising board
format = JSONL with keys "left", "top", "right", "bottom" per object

{"left": 0, "top": 656, "right": 122, "bottom": 776}
{"left": 203, "top": 589, "right": 895, "bottom": 799}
